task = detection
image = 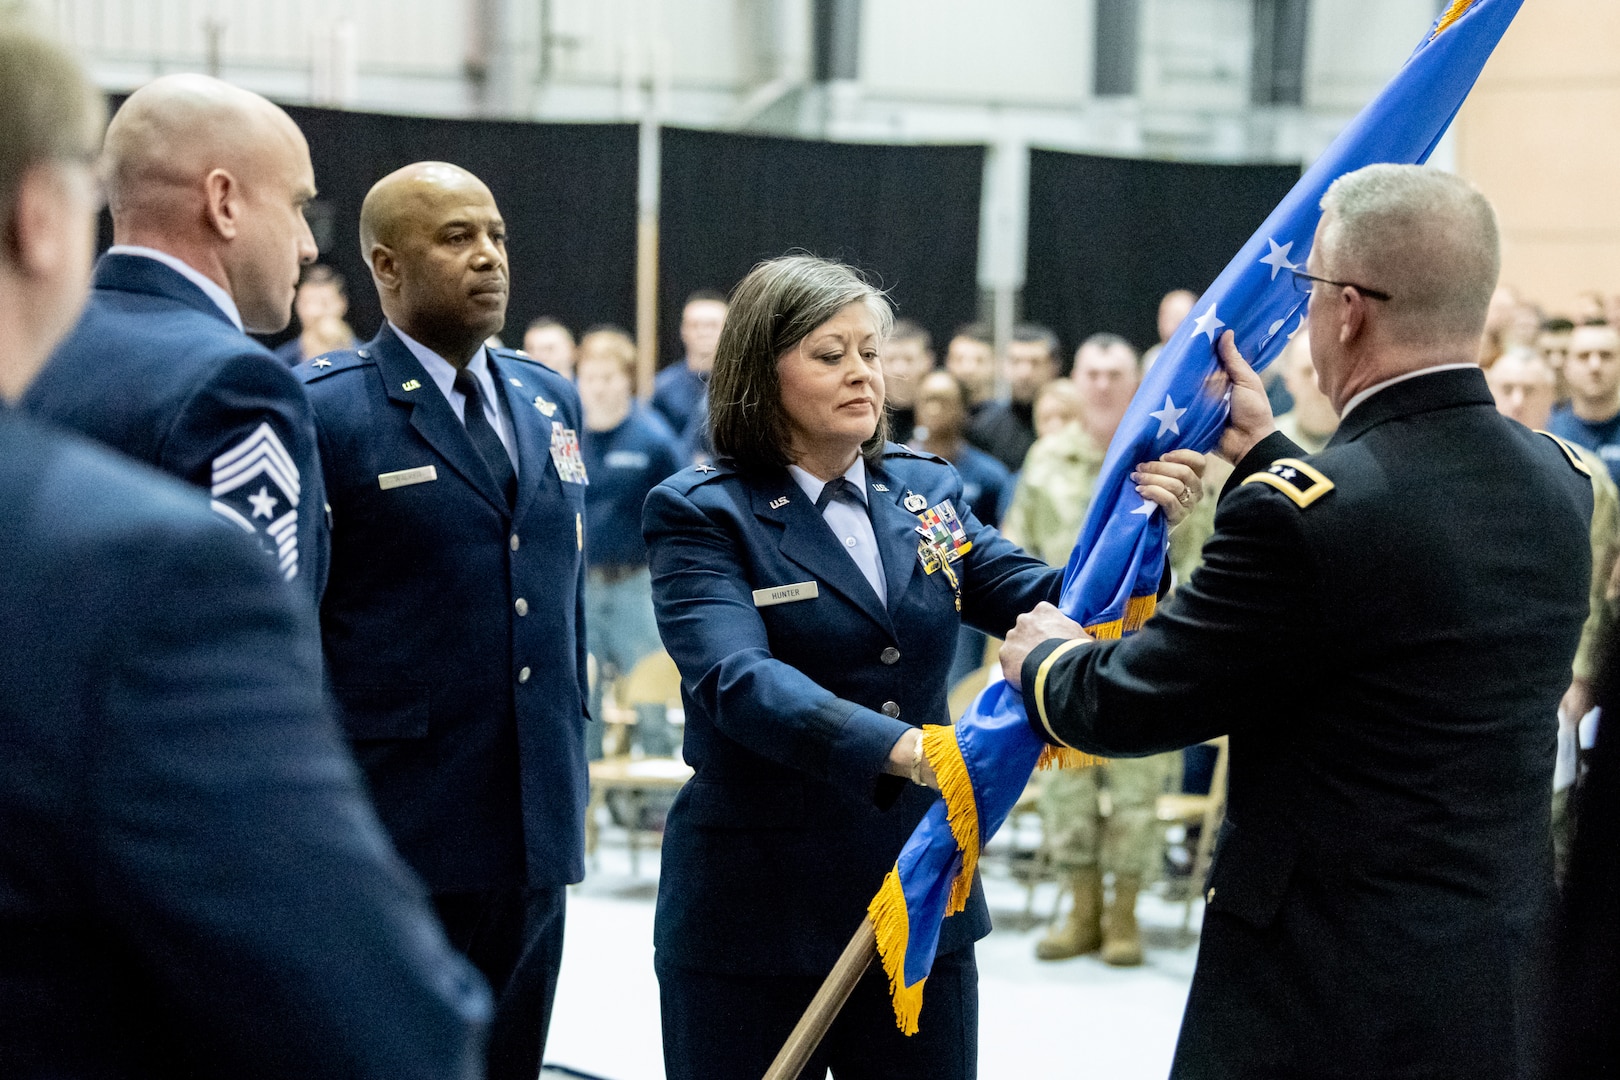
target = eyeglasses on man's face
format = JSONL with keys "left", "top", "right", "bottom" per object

{"left": 1290, "top": 269, "right": 1392, "bottom": 303}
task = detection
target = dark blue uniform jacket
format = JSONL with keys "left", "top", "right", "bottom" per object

{"left": 1023, "top": 369, "right": 1594, "bottom": 1080}
{"left": 299, "top": 325, "right": 589, "bottom": 892}
{"left": 23, "top": 253, "right": 328, "bottom": 604}
{"left": 0, "top": 409, "right": 487, "bottom": 1080}
{"left": 644, "top": 444, "right": 1060, "bottom": 976}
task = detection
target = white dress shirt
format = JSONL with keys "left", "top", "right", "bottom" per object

{"left": 391, "top": 323, "right": 518, "bottom": 470}
{"left": 108, "top": 244, "right": 244, "bottom": 331}
{"left": 788, "top": 457, "right": 887, "bottom": 606}
{"left": 1338, "top": 363, "right": 1478, "bottom": 420}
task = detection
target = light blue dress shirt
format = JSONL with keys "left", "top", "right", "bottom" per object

{"left": 391, "top": 323, "right": 518, "bottom": 471}
{"left": 787, "top": 457, "right": 887, "bottom": 606}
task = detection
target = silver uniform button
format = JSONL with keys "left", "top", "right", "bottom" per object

{"left": 881, "top": 701, "right": 900, "bottom": 718}
{"left": 518, "top": 666, "right": 531, "bottom": 683}
{"left": 510, "top": 534, "right": 520, "bottom": 551}
{"left": 880, "top": 647, "right": 900, "bottom": 665}
{"left": 515, "top": 598, "right": 529, "bottom": 616}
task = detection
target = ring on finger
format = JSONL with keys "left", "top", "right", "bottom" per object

{"left": 1178, "top": 489, "right": 1192, "bottom": 506}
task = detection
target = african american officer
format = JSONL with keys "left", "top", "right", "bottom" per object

{"left": 643, "top": 255, "right": 1206, "bottom": 1080}
{"left": 1002, "top": 165, "right": 1594, "bottom": 1080}
{"left": 23, "top": 73, "right": 327, "bottom": 603}
{"left": 0, "top": 26, "right": 487, "bottom": 1079}
{"left": 297, "top": 162, "right": 587, "bottom": 1080}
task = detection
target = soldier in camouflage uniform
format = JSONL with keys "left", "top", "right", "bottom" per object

{"left": 1001, "top": 335, "right": 1224, "bottom": 965}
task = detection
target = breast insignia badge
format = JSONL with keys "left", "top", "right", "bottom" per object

{"left": 533, "top": 396, "right": 558, "bottom": 418}
{"left": 903, "top": 492, "right": 927, "bottom": 513}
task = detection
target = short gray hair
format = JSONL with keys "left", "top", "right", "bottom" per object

{"left": 0, "top": 21, "right": 104, "bottom": 227}
{"left": 1318, "top": 164, "right": 1499, "bottom": 347}
{"left": 708, "top": 255, "right": 893, "bottom": 470}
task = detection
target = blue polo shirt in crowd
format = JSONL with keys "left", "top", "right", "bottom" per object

{"left": 951, "top": 444, "right": 1012, "bottom": 529}
{"left": 582, "top": 405, "right": 683, "bottom": 568}
{"left": 1548, "top": 404, "right": 1620, "bottom": 484}
{"left": 651, "top": 360, "right": 708, "bottom": 436}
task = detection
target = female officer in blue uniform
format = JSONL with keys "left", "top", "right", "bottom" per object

{"left": 643, "top": 255, "right": 1203, "bottom": 1079}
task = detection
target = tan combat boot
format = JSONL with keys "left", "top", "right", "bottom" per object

{"left": 1101, "top": 873, "right": 1145, "bottom": 966}
{"left": 1035, "top": 866, "right": 1103, "bottom": 960}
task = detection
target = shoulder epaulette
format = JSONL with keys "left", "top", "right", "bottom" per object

{"left": 299, "top": 349, "right": 372, "bottom": 382}
{"left": 666, "top": 459, "right": 734, "bottom": 493}
{"left": 492, "top": 346, "right": 550, "bottom": 372}
{"left": 1241, "top": 457, "right": 1335, "bottom": 508}
{"left": 1534, "top": 430, "right": 1594, "bottom": 478}
{"left": 883, "top": 442, "right": 949, "bottom": 466}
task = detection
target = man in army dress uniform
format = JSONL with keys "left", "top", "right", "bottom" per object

{"left": 1003, "top": 165, "right": 1593, "bottom": 1079}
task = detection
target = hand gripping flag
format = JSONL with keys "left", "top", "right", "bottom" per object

{"left": 866, "top": 0, "right": 1524, "bottom": 1035}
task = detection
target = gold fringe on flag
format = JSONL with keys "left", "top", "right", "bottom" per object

{"left": 1432, "top": 0, "right": 1478, "bottom": 39}
{"left": 1032, "top": 592, "right": 1157, "bottom": 771}
{"left": 1037, "top": 744, "right": 1105, "bottom": 771}
{"left": 868, "top": 865, "right": 926, "bottom": 1035}
{"left": 921, "top": 724, "right": 979, "bottom": 915}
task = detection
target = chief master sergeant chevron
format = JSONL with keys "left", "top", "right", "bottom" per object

{"left": 23, "top": 74, "right": 326, "bottom": 602}
{"left": 1002, "top": 165, "right": 1594, "bottom": 1080}
{"left": 298, "top": 161, "right": 588, "bottom": 1080}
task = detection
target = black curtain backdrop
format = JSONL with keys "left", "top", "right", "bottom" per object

{"left": 276, "top": 107, "right": 639, "bottom": 350}
{"left": 657, "top": 127, "right": 984, "bottom": 367}
{"left": 94, "top": 99, "right": 638, "bottom": 353}
{"left": 1024, "top": 149, "right": 1301, "bottom": 356}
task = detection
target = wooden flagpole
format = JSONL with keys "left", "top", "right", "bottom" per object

{"left": 761, "top": 917, "right": 879, "bottom": 1080}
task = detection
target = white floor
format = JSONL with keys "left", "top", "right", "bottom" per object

{"left": 544, "top": 826, "right": 1200, "bottom": 1080}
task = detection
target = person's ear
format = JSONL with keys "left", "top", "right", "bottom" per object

{"left": 1339, "top": 288, "right": 1365, "bottom": 347}
{"left": 369, "top": 244, "right": 400, "bottom": 293}
{"left": 202, "top": 168, "right": 241, "bottom": 241}
{"left": 10, "top": 164, "right": 73, "bottom": 277}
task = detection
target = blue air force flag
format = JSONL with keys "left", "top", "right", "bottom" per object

{"left": 866, "top": 0, "right": 1525, "bottom": 1037}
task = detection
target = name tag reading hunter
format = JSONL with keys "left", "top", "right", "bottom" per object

{"left": 752, "top": 581, "right": 819, "bottom": 608}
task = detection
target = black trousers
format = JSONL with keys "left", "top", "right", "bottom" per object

{"left": 434, "top": 886, "right": 566, "bottom": 1080}
{"left": 658, "top": 945, "right": 977, "bottom": 1080}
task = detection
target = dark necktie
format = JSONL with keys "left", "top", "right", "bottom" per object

{"left": 453, "top": 367, "right": 517, "bottom": 507}
{"left": 815, "top": 476, "right": 862, "bottom": 513}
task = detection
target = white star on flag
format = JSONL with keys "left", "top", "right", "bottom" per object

{"left": 1148, "top": 395, "right": 1187, "bottom": 438}
{"left": 247, "top": 485, "right": 279, "bottom": 519}
{"left": 1191, "top": 304, "right": 1225, "bottom": 343}
{"left": 1129, "top": 500, "right": 1157, "bottom": 518}
{"left": 1259, "top": 238, "right": 1298, "bottom": 279}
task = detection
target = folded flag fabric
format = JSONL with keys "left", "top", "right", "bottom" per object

{"left": 868, "top": 0, "right": 1524, "bottom": 1035}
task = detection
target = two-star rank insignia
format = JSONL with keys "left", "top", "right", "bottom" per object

{"left": 310, "top": 357, "right": 332, "bottom": 369}
{"left": 1242, "top": 457, "right": 1334, "bottom": 508}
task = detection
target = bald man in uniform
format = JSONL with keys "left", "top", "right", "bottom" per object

{"left": 298, "top": 162, "right": 589, "bottom": 1080}
{"left": 24, "top": 74, "right": 325, "bottom": 602}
